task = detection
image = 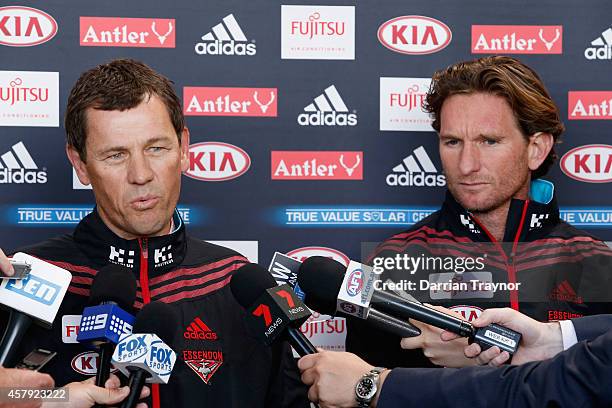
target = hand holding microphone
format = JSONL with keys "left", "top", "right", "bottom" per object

{"left": 298, "top": 257, "right": 522, "bottom": 360}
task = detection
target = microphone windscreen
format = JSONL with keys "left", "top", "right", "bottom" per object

{"left": 297, "top": 256, "right": 345, "bottom": 315}
{"left": 89, "top": 264, "right": 137, "bottom": 312}
{"left": 230, "top": 263, "right": 277, "bottom": 308}
{"left": 132, "top": 301, "right": 178, "bottom": 346}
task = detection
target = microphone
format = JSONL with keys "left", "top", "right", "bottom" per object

{"left": 0, "top": 252, "right": 72, "bottom": 367}
{"left": 298, "top": 256, "right": 421, "bottom": 338}
{"left": 77, "top": 265, "right": 137, "bottom": 387}
{"left": 299, "top": 257, "right": 521, "bottom": 355}
{"left": 230, "top": 263, "right": 317, "bottom": 356}
{"left": 273, "top": 251, "right": 420, "bottom": 338}
{"left": 112, "top": 301, "right": 178, "bottom": 408}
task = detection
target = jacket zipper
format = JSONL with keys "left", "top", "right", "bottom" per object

{"left": 137, "top": 238, "right": 160, "bottom": 408}
{"left": 469, "top": 200, "right": 529, "bottom": 311}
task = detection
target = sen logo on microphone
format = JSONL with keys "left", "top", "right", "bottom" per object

{"left": 6, "top": 275, "right": 61, "bottom": 305}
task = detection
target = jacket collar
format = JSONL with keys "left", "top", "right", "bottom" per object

{"left": 442, "top": 179, "right": 560, "bottom": 243}
{"left": 73, "top": 207, "right": 187, "bottom": 277}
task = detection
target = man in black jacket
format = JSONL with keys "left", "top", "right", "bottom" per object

{"left": 0, "top": 59, "right": 308, "bottom": 408}
{"left": 346, "top": 56, "right": 612, "bottom": 369}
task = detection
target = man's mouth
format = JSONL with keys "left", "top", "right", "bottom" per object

{"left": 130, "top": 195, "right": 159, "bottom": 210}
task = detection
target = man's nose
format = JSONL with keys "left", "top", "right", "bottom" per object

{"left": 127, "top": 154, "right": 154, "bottom": 184}
{"left": 458, "top": 143, "right": 481, "bottom": 175}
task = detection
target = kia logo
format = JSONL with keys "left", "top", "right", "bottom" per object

{"left": 560, "top": 144, "right": 612, "bottom": 183}
{"left": 0, "top": 6, "right": 58, "bottom": 47}
{"left": 287, "top": 246, "right": 350, "bottom": 267}
{"left": 184, "top": 141, "right": 251, "bottom": 181}
{"left": 377, "top": 15, "right": 451, "bottom": 55}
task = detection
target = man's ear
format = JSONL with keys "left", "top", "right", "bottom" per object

{"left": 66, "top": 144, "right": 91, "bottom": 186}
{"left": 180, "top": 127, "right": 190, "bottom": 173}
{"left": 527, "top": 132, "right": 554, "bottom": 171}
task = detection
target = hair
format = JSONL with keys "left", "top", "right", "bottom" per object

{"left": 65, "top": 58, "right": 184, "bottom": 162}
{"left": 424, "top": 56, "right": 564, "bottom": 179}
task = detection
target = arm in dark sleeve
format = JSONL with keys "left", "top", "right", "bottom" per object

{"left": 378, "top": 329, "right": 612, "bottom": 408}
{"left": 264, "top": 341, "right": 310, "bottom": 408}
{"left": 571, "top": 314, "right": 612, "bottom": 342}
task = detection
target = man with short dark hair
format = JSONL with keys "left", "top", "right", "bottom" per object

{"left": 346, "top": 56, "right": 612, "bottom": 370}
{"left": 0, "top": 59, "right": 307, "bottom": 408}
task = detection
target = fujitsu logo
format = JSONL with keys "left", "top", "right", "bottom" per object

{"left": 386, "top": 146, "right": 446, "bottom": 187}
{"left": 0, "top": 142, "right": 47, "bottom": 184}
{"left": 389, "top": 84, "right": 427, "bottom": 112}
{"left": 290, "top": 11, "right": 345, "bottom": 39}
{"left": 585, "top": 26, "right": 612, "bottom": 60}
{"left": 195, "top": 14, "right": 256, "bottom": 56}
{"left": 0, "top": 77, "right": 49, "bottom": 106}
{"left": 298, "top": 85, "right": 357, "bottom": 126}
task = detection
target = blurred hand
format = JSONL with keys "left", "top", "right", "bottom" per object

{"left": 0, "top": 249, "right": 14, "bottom": 276}
{"left": 442, "top": 307, "right": 563, "bottom": 366}
{"left": 400, "top": 305, "right": 478, "bottom": 367}
{"left": 0, "top": 367, "right": 54, "bottom": 408}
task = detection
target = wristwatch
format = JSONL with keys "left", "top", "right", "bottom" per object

{"left": 355, "top": 367, "right": 385, "bottom": 408}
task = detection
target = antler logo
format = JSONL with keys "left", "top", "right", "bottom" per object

{"left": 253, "top": 91, "right": 276, "bottom": 113}
{"left": 151, "top": 21, "right": 173, "bottom": 45}
{"left": 538, "top": 28, "right": 560, "bottom": 51}
{"left": 339, "top": 154, "right": 361, "bottom": 176}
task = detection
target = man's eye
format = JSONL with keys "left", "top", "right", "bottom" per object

{"left": 107, "top": 152, "right": 124, "bottom": 160}
{"left": 148, "top": 146, "right": 165, "bottom": 153}
{"left": 444, "top": 139, "right": 459, "bottom": 146}
{"left": 484, "top": 139, "right": 498, "bottom": 146}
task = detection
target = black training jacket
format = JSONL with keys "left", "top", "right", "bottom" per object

{"left": 2, "top": 208, "right": 309, "bottom": 408}
{"left": 347, "top": 180, "right": 612, "bottom": 369}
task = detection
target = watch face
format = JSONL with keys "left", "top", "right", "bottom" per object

{"left": 356, "top": 377, "right": 377, "bottom": 399}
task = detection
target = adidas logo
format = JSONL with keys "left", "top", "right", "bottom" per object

{"left": 0, "top": 142, "right": 47, "bottom": 184}
{"left": 386, "top": 146, "right": 446, "bottom": 187}
{"left": 549, "top": 280, "right": 583, "bottom": 304}
{"left": 585, "top": 27, "right": 612, "bottom": 60}
{"left": 195, "top": 14, "right": 256, "bottom": 56}
{"left": 297, "top": 85, "right": 357, "bottom": 126}
{"left": 183, "top": 317, "right": 218, "bottom": 340}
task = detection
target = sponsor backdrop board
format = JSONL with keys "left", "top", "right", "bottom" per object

{"left": 1, "top": 0, "right": 611, "bottom": 351}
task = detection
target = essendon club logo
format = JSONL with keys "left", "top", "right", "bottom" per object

{"left": 184, "top": 142, "right": 251, "bottom": 182}
{"left": 183, "top": 350, "right": 223, "bottom": 385}
{"left": 377, "top": 15, "right": 452, "bottom": 55}
{"left": 79, "top": 17, "right": 175, "bottom": 48}
{"left": 0, "top": 6, "right": 57, "bottom": 47}
{"left": 471, "top": 25, "right": 562, "bottom": 54}
{"left": 568, "top": 91, "right": 612, "bottom": 120}
{"left": 183, "top": 317, "right": 218, "bottom": 340}
{"left": 184, "top": 87, "right": 277, "bottom": 117}
{"left": 560, "top": 144, "right": 612, "bottom": 183}
{"left": 271, "top": 151, "right": 363, "bottom": 180}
